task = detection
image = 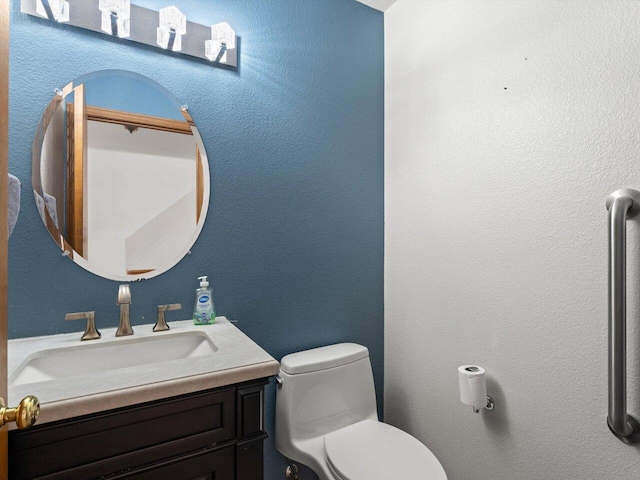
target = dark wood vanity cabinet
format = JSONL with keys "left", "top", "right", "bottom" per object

{"left": 8, "top": 378, "right": 270, "bottom": 480}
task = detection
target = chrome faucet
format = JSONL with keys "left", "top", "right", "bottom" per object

{"left": 116, "top": 284, "right": 133, "bottom": 336}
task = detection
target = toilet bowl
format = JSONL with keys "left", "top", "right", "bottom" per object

{"left": 275, "top": 343, "right": 447, "bottom": 480}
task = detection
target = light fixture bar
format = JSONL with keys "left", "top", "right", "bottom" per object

{"left": 22, "top": 0, "right": 238, "bottom": 68}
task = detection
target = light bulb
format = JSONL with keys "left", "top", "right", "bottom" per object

{"left": 157, "top": 6, "right": 187, "bottom": 51}
{"left": 205, "top": 22, "right": 236, "bottom": 62}
{"left": 36, "top": 0, "right": 69, "bottom": 23}
{"left": 99, "top": 0, "right": 130, "bottom": 38}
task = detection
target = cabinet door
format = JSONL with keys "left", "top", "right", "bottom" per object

{"left": 9, "top": 387, "right": 235, "bottom": 479}
{"left": 117, "top": 446, "right": 234, "bottom": 480}
{"left": 237, "top": 439, "right": 265, "bottom": 480}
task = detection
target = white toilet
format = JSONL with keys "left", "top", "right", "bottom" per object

{"left": 275, "top": 343, "right": 447, "bottom": 480}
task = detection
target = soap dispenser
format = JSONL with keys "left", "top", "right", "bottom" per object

{"left": 193, "top": 276, "right": 215, "bottom": 325}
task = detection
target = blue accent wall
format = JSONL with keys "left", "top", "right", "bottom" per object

{"left": 9, "top": 1, "right": 383, "bottom": 478}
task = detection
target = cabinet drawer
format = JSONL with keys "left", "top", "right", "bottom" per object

{"left": 116, "top": 444, "right": 235, "bottom": 480}
{"left": 9, "top": 387, "right": 235, "bottom": 479}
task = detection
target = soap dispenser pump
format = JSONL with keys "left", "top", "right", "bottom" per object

{"left": 193, "top": 276, "right": 215, "bottom": 325}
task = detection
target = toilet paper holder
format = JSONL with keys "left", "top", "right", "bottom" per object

{"left": 472, "top": 395, "right": 494, "bottom": 414}
{"left": 459, "top": 365, "right": 495, "bottom": 413}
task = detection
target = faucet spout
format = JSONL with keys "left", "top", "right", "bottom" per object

{"left": 116, "top": 284, "right": 133, "bottom": 336}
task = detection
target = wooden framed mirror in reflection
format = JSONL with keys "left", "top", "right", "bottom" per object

{"left": 32, "top": 70, "right": 210, "bottom": 281}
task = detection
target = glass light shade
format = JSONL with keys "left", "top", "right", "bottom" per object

{"left": 205, "top": 40, "right": 223, "bottom": 61}
{"left": 211, "top": 22, "right": 236, "bottom": 50}
{"left": 99, "top": 0, "right": 131, "bottom": 38}
{"left": 101, "top": 15, "right": 130, "bottom": 38}
{"left": 205, "top": 22, "right": 236, "bottom": 61}
{"left": 158, "top": 6, "right": 186, "bottom": 34}
{"left": 36, "top": 0, "right": 69, "bottom": 23}
{"left": 157, "top": 26, "right": 183, "bottom": 51}
{"left": 157, "top": 6, "right": 187, "bottom": 51}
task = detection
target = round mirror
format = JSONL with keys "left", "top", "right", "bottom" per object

{"left": 32, "top": 70, "right": 210, "bottom": 281}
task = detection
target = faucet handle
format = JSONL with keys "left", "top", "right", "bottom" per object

{"left": 154, "top": 304, "right": 182, "bottom": 332}
{"left": 117, "top": 284, "right": 131, "bottom": 305}
{"left": 158, "top": 303, "right": 182, "bottom": 312}
{"left": 116, "top": 284, "right": 133, "bottom": 337}
{"left": 65, "top": 311, "right": 101, "bottom": 341}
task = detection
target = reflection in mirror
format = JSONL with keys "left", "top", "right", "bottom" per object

{"left": 33, "top": 70, "right": 210, "bottom": 281}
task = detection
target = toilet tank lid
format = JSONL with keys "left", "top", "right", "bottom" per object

{"left": 280, "top": 343, "right": 369, "bottom": 375}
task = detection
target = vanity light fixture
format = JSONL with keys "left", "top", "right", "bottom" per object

{"left": 205, "top": 22, "right": 236, "bottom": 62}
{"left": 157, "top": 5, "right": 187, "bottom": 52}
{"left": 35, "top": 0, "right": 69, "bottom": 23}
{"left": 99, "top": 0, "right": 130, "bottom": 38}
{"left": 22, "top": 0, "right": 238, "bottom": 68}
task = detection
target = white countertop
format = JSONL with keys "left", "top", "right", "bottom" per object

{"left": 8, "top": 317, "right": 279, "bottom": 428}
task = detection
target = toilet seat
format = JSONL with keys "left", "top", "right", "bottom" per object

{"left": 324, "top": 420, "right": 447, "bottom": 480}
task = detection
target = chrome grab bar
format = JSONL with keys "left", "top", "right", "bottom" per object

{"left": 606, "top": 189, "right": 640, "bottom": 443}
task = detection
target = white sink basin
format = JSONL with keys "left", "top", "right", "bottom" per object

{"left": 9, "top": 330, "right": 217, "bottom": 386}
{"left": 7, "top": 318, "right": 279, "bottom": 428}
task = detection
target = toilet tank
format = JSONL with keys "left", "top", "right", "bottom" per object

{"left": 275, "top": 344, "right": 378, "bottom": 458}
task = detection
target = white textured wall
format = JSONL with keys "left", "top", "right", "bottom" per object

{"left": 385, "top": 1, "right": 640, "bottom": 479}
